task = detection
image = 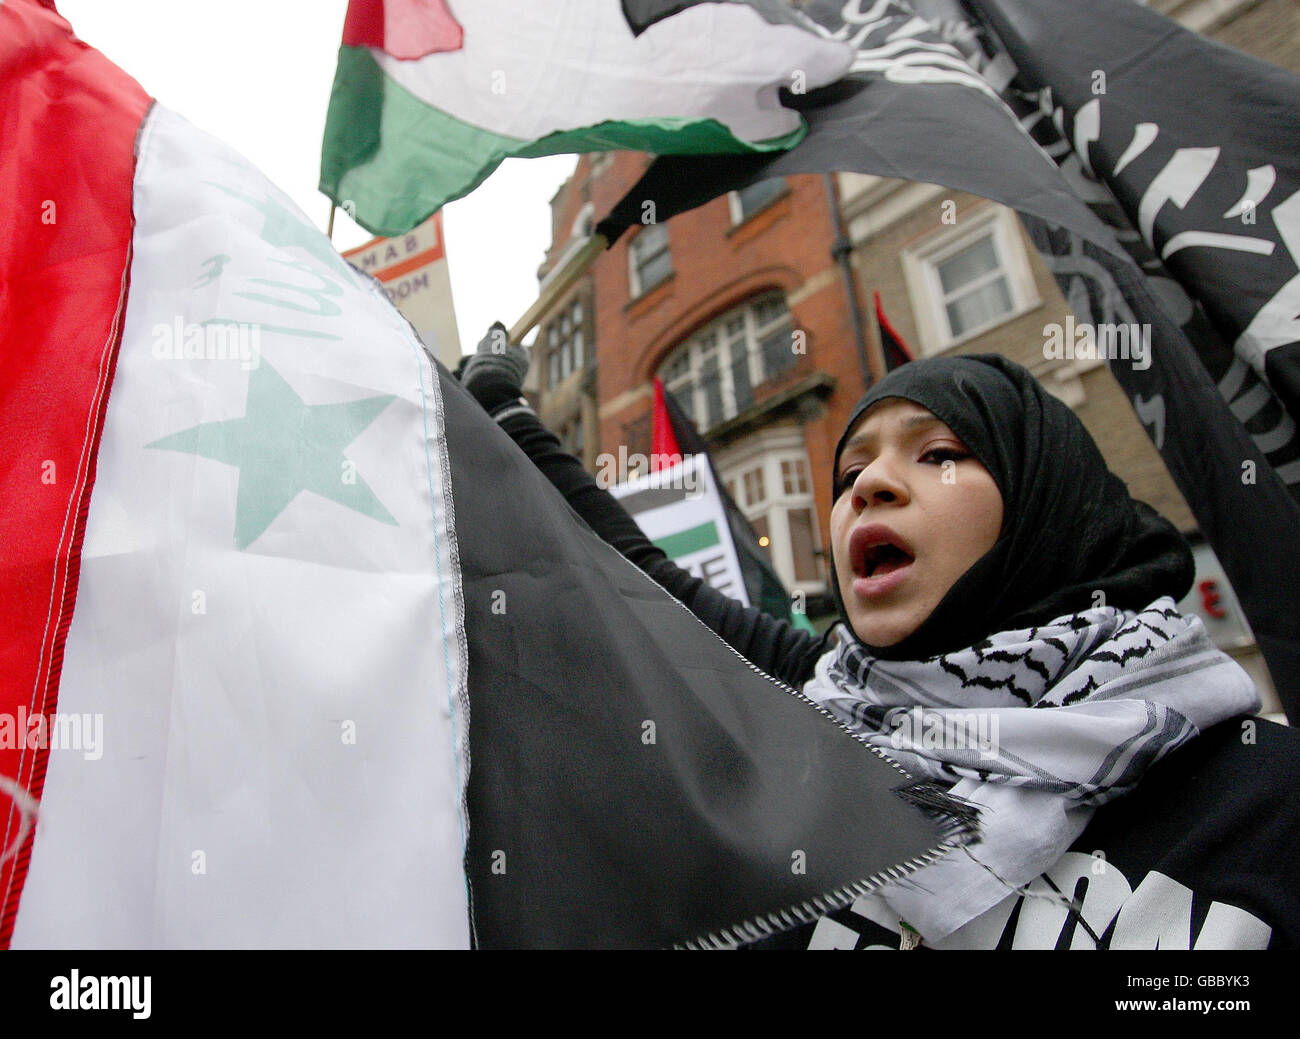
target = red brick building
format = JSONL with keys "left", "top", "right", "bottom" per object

{"left": 536, "top": 158, "right": 867, "bottom": 612}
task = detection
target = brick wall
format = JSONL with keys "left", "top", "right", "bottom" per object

{"left": 587, "top": 169, "right": 854, "bottom": 490}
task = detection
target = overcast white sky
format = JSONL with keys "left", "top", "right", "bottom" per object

{"left": 58, "top": 0, "right": 575, "bottom": 352}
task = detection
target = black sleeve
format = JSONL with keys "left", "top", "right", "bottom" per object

{"left": 494, "top": 406, "right": 830, "bottom": 688}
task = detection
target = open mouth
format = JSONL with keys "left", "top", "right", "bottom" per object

{"left": 859, "top": 542, "right": 914, "bottom": 578}
{"left": 849, "top": 524, "right": 916, "bottom": 590}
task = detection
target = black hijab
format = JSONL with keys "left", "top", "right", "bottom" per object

{"left": 830, "top": 354, "right": 1194, "bottom": 660}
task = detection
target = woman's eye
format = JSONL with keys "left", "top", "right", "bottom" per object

{"left": 921, "top": 447, "right": 969, "bottom": 465}
{"left": 836, "top": 468, "right": 862, "bottom": 494}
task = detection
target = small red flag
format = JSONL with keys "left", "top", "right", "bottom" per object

{"left": 874, "top": 290, "right": 915, "bottom": 372}
{"left": 650, "top": 377, "right": 684, "bottom": 471}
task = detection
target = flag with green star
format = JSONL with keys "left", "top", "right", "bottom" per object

{"left": 147, "top": 361, "right": 397, "bottom": 549}
{"left": 6, "top": 0, "right": 968, "bottom": 951}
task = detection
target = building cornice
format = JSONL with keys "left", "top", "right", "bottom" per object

{"left": 703, "top": 371, "right": 836, "bottom": 450}
{"left": 598, "top": 381, "right": 652, "bottom": 420}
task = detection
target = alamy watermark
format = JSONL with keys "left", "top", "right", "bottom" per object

{"left": 0, "top": 708, "right": 103, "bottom": 761}
{"left": 50, "top": 970, "right": 150, "bottom": 1019}
{"left": 1043, "top": 316, "right": 1150, "bottom": 371}
{"left": 884, "top": 707, "right": 999, "bottom": 759}
{"left": 594, "top": 446, "right": 703, "bottom": 497}
{"left": 152, "top": 318, "right": 261, "bottom": 370}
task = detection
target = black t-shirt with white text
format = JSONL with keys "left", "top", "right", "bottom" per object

{"left": 748, "top": 717, "right": 1300, "bottom": 950}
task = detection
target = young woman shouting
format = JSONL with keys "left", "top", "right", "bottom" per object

{"left": 460, "top": 335, "right": 1299, "bottom": 949}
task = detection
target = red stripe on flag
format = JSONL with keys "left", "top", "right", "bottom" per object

{"left": 342, "top": 0, "right": 386, "bottom": 49}
{"left": 0, "top": 0, "right": 150, "bottom": 947}
{"left": 650, "top": 378, "right": 683, "bottom": 472}
{"left": 342, "top": 0, "right": 464, "bottom": 60}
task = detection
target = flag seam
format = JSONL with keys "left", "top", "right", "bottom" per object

{"left": 346, "top": 258, "right": 477, "bottom": 945}
{"left": 422, "top": 352, "right": 477, "bottom": 949}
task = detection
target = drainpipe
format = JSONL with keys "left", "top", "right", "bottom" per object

{"left": 823, "top": 173, "right": 883, "bottom": 388}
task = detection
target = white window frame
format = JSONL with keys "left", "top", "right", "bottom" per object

{"left": 628, "top": 222, "right": 672, "bottom": 298}
{"left": 727, "top": 177, "right": 786, "bottom": 225}
{"left": 901, "top": 204, "right": 1040, "bottom": 355}
{"left": 715, "top": 427, "right": 824, "bottom": 596}
{"left": 657, "top": 293, "right": 794, "bottom": 431}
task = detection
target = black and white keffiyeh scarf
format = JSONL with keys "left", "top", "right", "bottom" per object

{"left": 801, "top": 596, "right": 1259, "bottom": 942}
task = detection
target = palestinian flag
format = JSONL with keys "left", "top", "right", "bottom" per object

{"left": 319, "top": 0, "right": 854, "bottom": 235}
{"left": 2, "top": 0, "right": 971, "bottom": 949}
{"left": 652, "top": 379, "right": 804, "bottom": 626}
{"left": 650, "top": 377, "right": 685, "bottom": 472}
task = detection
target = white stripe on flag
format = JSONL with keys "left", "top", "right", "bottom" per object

{"left": 12, "top": 107, "right": 471, "bottom": 948}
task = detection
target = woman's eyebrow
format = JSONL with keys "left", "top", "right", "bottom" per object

{"left": 843, "top": 414, "right": 944, "bottom": 451}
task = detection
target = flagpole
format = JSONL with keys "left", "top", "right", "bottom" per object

{"left": 509, "top": 233, "right": 607, "bottom": 343}
{"left": 326, "top": 203, "right": 336, "bottom": 242}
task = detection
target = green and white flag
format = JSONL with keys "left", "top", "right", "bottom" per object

{"left": 611, "top": 454, "right": 750, "bottom": 604}
{"left": 319, "top": 0, "right": 853, "bottom": 235}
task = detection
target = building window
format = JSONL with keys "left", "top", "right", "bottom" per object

{"left": 544, "top": 297, "right": 587, "bottom": 389}
{"left": 901, "top": 204, "right": 1039, "bottom": 354}
{"left": 629, "top": 222, "right": 673, "bottom": 297}
{"left": 572, "top": 299, "right": 583, "bottom": 369}
{"left": 728, "top": 177, "right": 785, "bottom": 224}
{"left": 657, "top": 293, "right": 795, "bottom": 431}
{"left": 780, "top": 458, "right": 810, "bottom": 496}
{"left": 935, "top": 236, "right": 1014, "bottom": 338}
{"left": 786, "top": 505, "right": 820, "bottom": 584}
{"left": 717, "top": 430, "right": 823, "bottom": 593}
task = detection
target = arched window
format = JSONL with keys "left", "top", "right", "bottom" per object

{"left": 657, "top": 293, "right": 795, "bottom": 430}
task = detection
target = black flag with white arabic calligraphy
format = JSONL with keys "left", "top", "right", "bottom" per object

{"left": 962, "top": 0, "right": 1300, "bottom": 464}
{"left": 596, "top": 0, "right": 1300, "bottom": 721}
{"left": 949, "top": 0, "right": 1300, "bottom": 716}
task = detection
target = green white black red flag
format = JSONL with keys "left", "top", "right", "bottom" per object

{"left": 319, "top": 0, "right": 854, "bottom": 235}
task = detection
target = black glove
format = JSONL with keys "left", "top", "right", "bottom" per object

{"left": 457, "top": 321, "right": 535, "bottom": 422}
